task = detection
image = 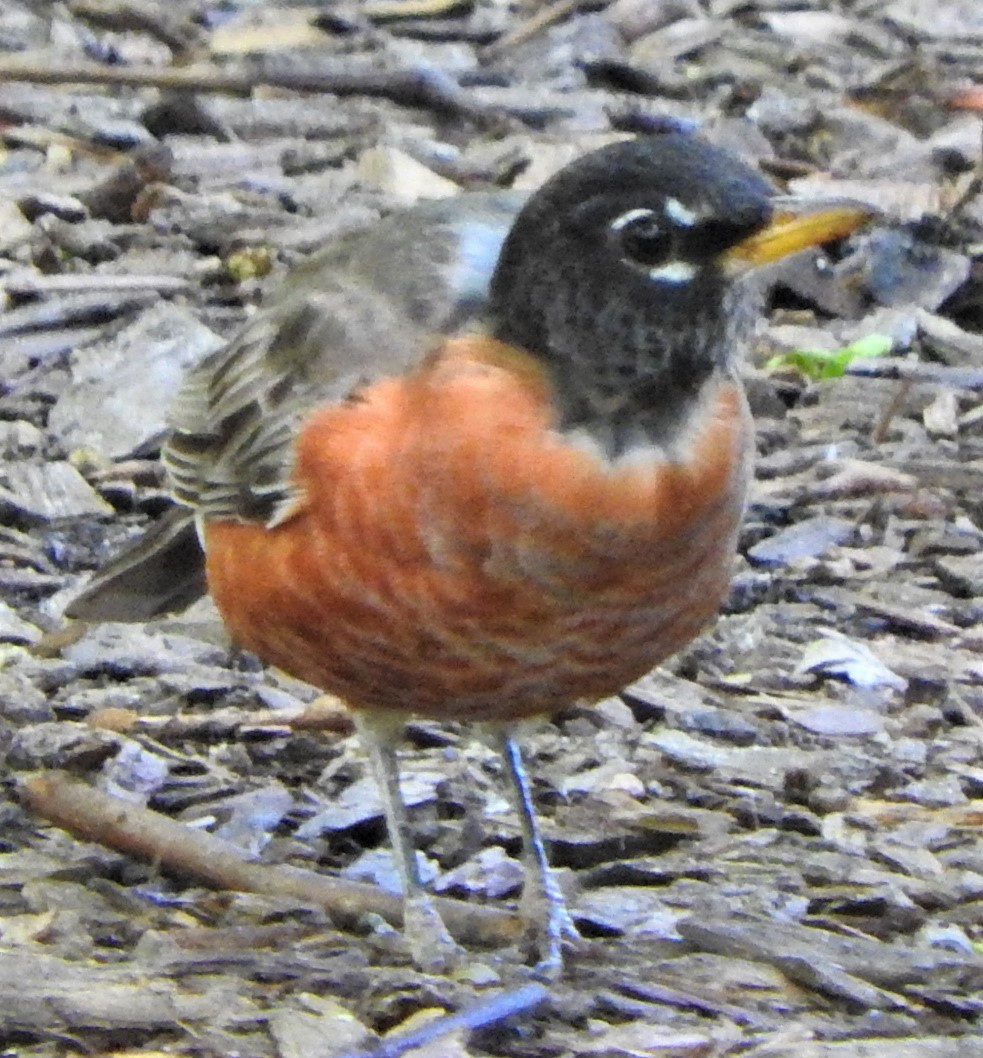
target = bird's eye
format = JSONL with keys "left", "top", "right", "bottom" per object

{"left": 610, "top": 209, "right": 673, "bottom": 268}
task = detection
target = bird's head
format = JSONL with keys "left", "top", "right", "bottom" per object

{"left": 490, "top": 134, "right": 872, "bottom": 450}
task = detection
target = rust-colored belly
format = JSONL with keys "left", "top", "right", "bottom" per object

{"left": 204, "top": 342, "right": 752, "bottom": 723}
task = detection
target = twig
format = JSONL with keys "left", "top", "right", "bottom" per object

{"left": 2, "top": 272, "right": 193, "bottom": 298}
{"left": 0, "top": 291, "right": 153, "bottom": 338}
{"left": 483, "top": 0, "right": 582, "bottom": 59}
{"left": 1, "top": 123, "right": 126, "bottom": 162}
{"left": 68, "top": 0, "right": 201, "bottom": 55}
{"left": 86, "top": 697, "right": 356, "bottom": 738}
{"left": 364, "top": 0, "right": 473, "bottom": 21}
{"left": 610, "top": 974, "right": 773, "bottom": 1030}
{"left": 338, "top": 983, "right": 549, "bottom": 1058}
{"left": 0, "top": 57, "right": 488, "bottom": 123}
{"left": 870, "top": 377, "right": 914, "bottom": 444}
{"left": 21, "top": 770, "right": 520, "bottom": 948}
{"left": 848, "top": 357, "right": 983, "bottom": 392}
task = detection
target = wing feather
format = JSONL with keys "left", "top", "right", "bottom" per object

{"left": 163, "top": 192, "right": 524, "bottom": 525}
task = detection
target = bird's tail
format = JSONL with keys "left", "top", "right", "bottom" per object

{"left": 65, "top": 506, "right": 207, "bottom": 622}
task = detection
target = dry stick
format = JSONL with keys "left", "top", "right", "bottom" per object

{"left": 86, "top": 699, "right": 356, "bottom": 738}
{"left": 2, "top": 123, "right": 127, "bottom": 161}
{"left": 364, "top": 0, "right": 472, "bottom": 20}
{"left": 0, "top": 58, "right": 486, "bottom": 122}
{"left": 338, "top": 983, "right": 549, "bottom": 1058}
{"left": 21, "top": 771, "right": 521, "bottom": 949}
{"left": 483, "top": 0, "right": 582, "bottom": 57}
{"left": 870, "top": 377, "right": 915, "bottom": 445}
{"left": 848, "top": 357, "right": 983, "bottom": 392}
{"left": 2, "top": 273, "right": 194, "bottom": 297}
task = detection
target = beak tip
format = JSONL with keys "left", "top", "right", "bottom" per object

{"left": 727, "top": 198, "right": 878, "bottom": 269}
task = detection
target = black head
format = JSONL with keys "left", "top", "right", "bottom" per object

{"left": 489, "top": 134, "right": 775, "bottom": 449}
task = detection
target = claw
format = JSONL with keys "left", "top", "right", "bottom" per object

{"left": 495, "top": 726, "right": 582, "bottom": 977}
{"left": 403, "top": 893, "right": 464, "bottom": 973}
{"left": 519, "top": 858, "right": 582, "bottom": 979}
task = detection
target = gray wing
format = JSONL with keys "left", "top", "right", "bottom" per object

{"left": 164, "top": 192, "right": 525, "bottom": 525}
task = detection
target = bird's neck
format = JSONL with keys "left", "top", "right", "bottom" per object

{"left": 493, "top": 316, "right": 736, "bottom": 459}
{"left": 490, "top": 266, "right": 758, "bottom": 458}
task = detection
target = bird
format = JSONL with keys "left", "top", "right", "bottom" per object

{"left": 67, "top": 132, "right": 872, "bottom": 977}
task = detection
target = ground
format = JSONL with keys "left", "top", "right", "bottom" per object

{"left": 1, "top": 1, "right": 983, "bottom": 1056}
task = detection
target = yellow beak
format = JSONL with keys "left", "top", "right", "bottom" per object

{"left": 724, "top": 199, "right": 876, "bottom": 271}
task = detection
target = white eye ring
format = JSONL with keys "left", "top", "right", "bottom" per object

{"left": 664, "top": 198, "right": 698, "bottom": 227}
{"left": 610, "top": 200, "right": 701, "bottom": 233}
{"left": 609, "top": 207, "right": 657, "bottom": 232}
{"left": 609, "top": 208, "right": 695, "bottom": 283}
{"left": 648, "top": 260, "right": 697, "bottom": 284}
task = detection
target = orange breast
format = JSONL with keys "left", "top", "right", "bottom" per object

{"left": 204, "top": 337, "right": 753, "bottom": 723}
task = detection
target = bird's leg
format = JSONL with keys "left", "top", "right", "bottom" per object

{"left": 495, "top": 727, "right": 580, "bottom": 979}
{"left": 356, "top": 714, "right": 463, "bottom": 972}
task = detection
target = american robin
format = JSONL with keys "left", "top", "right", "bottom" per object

{"left": 68, "top": 133, "right": 872, "bottom": 977}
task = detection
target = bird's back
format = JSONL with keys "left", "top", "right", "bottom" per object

{"left": 66, "top": 192, "right": 525, "bottom": 622}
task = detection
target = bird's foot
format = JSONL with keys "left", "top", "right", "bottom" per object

{"left": 520, "top": 875, "right": 582, "bottom": 980}
{"left": 403, "top": 893, "right": 465, "bottom": 974}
